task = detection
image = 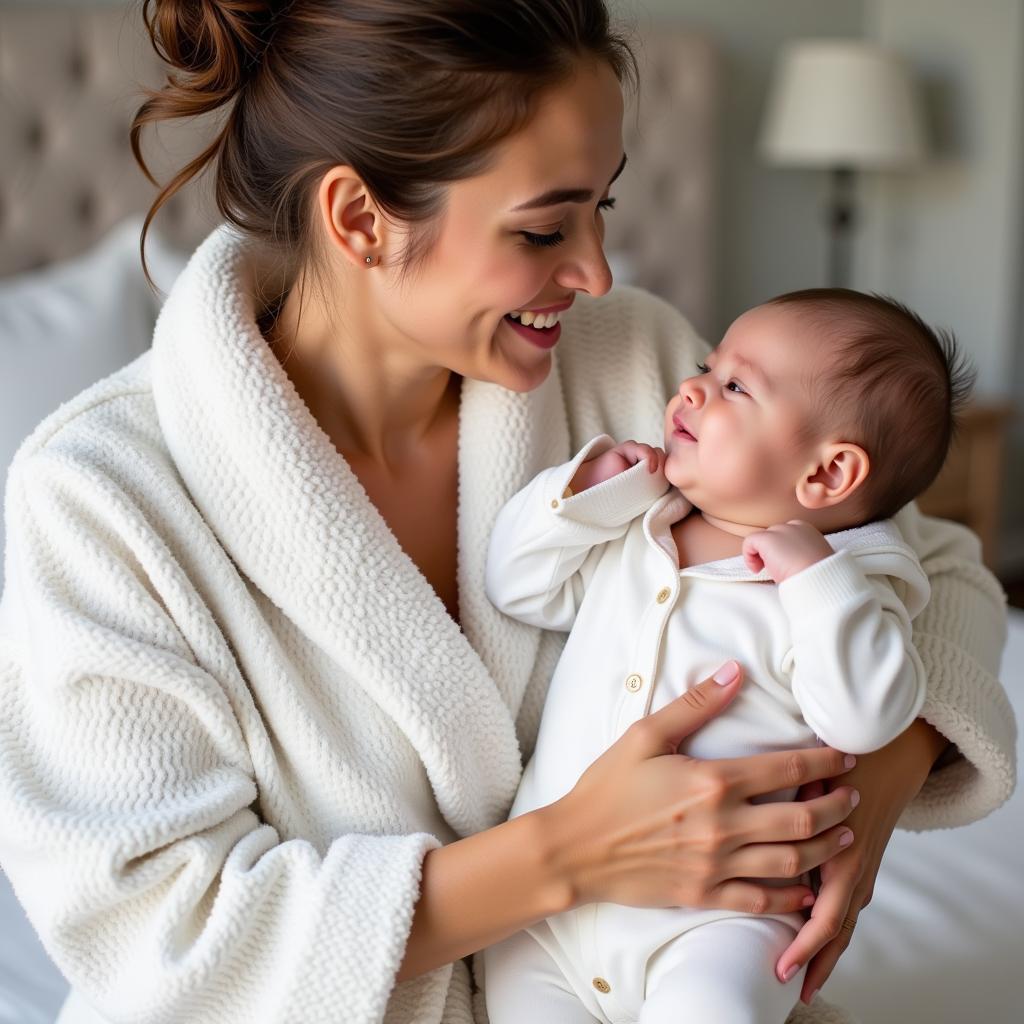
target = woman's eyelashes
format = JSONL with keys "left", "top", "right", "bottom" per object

{"left": 520, "top": 198, "right": 616, "bottom": 248}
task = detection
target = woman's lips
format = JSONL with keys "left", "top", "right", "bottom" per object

{"left": 503, "top": 314, "right": 562, "bottom": 350}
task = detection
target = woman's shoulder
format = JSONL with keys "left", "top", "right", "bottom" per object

{"left": 555, "top": 285, "right": 711, "bottom": 446}
{"left": 4, "top": 352, "right": 193, "bottom": 571}
{"left": 562, "top": 284, "right": 705, "bottom": 348}
{"left": 10, "top": 352, "right": 170, "bottom": 485}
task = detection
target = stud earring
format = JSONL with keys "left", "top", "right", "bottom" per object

{"left": 365, "top": 255, "right": 373, "bottom": 265}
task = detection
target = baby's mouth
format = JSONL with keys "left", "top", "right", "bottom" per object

{"left": 673, "top": 413, "right": 697, "bottom": 442}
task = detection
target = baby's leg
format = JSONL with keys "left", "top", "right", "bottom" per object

{"left": 483, "top": 928, "right": 600, "bottom": 1024}
{"left": 639, "top": 917, "right": 803, "bottom": 1024}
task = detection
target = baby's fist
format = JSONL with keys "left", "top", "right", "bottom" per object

{"left": 742, "top": 520, "right": 833, "bottom": 583}
{"left": 572, "top": 440, "right": 666, "bottom": 493}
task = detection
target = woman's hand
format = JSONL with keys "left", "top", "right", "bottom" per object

{"left": 538, "top": 661, "right": 860, "bottom": 917}
{"left": 776, "top": 718, "right": 948, "bottom": 1003}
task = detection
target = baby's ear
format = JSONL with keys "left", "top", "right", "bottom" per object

{"left": 796, "top": 442, "right": 870, "bottom": 510}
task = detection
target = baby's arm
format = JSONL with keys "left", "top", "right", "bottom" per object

{"left": 743, "top": 521, "right": 929, "bottom": 754}
{"left": 486, "top": 435, "right": 669, "bottom": 632}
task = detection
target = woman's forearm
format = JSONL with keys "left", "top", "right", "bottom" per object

{"left": 908, "top": 716, "right": 951, "bottom": 778}
{"left": 396, "top": 807, "right": 571, "bottom": 982}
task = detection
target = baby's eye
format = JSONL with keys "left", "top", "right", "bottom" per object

{"left": 696, "top": 361, "right": 710, "bottom": 374}
{"left": 725, "top": 380, "right": 747, "bottom": 395}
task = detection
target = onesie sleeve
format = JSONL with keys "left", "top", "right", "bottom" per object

{"left": 0, "top": 451, "right": 442, "bottom": 1024}
{"left": 485, "top": 434, "right": 669, "bottom": 631}
{"left": 778, "top": 551, "right": 928, "bottom": 754}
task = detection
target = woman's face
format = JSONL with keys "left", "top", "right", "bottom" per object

{"left": 376, "top": 59, "right": 626, "bottom": 393}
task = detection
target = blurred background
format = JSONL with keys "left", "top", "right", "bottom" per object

{"left": 0, "top": 3, "right": 1022, "bottom": 1020}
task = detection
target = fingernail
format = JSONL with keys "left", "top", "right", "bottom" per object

{"left": 850, "top": 789, "right": 860, "bottom": 809}
{"left": 801, "top": 894, "right": 816, "bottom": 908}
{"left": 839, "top": 828, "right": 854, "bottom": 847}
{"left": 781, "top": 964, "right": 799, "bottom": 983}
{"left": 844, "top": 754, "right": 856, "bottom": 769}
{"left": 713, "top": 660, "right": 740, "bottom": 685}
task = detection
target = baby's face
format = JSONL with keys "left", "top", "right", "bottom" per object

{"left": 663, "top": 304, "right": 828, "bottom": 527}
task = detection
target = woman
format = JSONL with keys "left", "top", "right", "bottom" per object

{"left": 0, "top": 2, "right": 1012, "bottom": 1023}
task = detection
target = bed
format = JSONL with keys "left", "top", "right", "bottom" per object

{"left": 0, "top": 5, "right": 1019, "bottom": 1023}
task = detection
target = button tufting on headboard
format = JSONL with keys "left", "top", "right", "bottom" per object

{"left": 0, "top": 6, "right": 718, "bottom": 335}
{"left": 0, "top": 6, "right": 221, "bottom": 278}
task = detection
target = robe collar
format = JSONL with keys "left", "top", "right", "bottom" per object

{"left": 151, "top": 224, "right": 570, "bottom": 837}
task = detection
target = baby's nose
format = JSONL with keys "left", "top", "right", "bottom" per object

{"left": 679, "top": 376, "right": 704, "bottom": 406}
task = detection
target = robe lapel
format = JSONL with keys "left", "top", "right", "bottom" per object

{"left": 456, "top": 363, "right": 571, "bottom": 718}
{"left": 150, "top": 224, "right": 565, "bottom": 838}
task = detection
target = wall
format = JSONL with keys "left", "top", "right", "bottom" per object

{"left": 856, "top": 0, "right": 1024, "bottom": 570}
{"left": 629, "top": 0, "right": 866, "bottom": 338}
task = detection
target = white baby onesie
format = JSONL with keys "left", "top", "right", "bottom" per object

{"left": 482, "top": 435, "right": 930, "bottom": 1024}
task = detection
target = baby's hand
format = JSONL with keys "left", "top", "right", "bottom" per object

{"left": 742, "top": 520, "right": 833, "bottom": 583}
{"left": 570, "top": 440, "right": 666, "bottom": 493}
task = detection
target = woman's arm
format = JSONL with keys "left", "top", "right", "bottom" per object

{"left": 777, "top": 506, "right": 1014, "bottom": 1002}
{"left": 398, "top": 664, "right": 860, "bottom": 980}
{"left": 777, "top": 718, "right": 947, "bottom": 1004}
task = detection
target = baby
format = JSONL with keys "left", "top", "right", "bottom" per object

{"left": 482, "top": 289, "right": 974, "bottom": 1024}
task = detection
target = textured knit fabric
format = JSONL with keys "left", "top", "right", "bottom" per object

{"left": 0, "top": 223, "right": 1014, "bottom": 1024}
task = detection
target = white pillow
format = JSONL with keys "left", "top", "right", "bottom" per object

{"left": 0, "top": 216, "right": 189, "bottom": 591}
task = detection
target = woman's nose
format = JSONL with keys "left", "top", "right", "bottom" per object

{"left": 554, "top": 230, "right": 613, "bottom": 297}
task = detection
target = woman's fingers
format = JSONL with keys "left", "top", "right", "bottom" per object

{"left": 720, "top": 746, "right": 856, "bottom": 800}
{"left": 774, "top": 851, "right": 860, "bottom": 987}
{"left": 726, "top": 825, "right": 854, "bottom": 881}
{"left": 732, "top": 786, "right": 859, "bottom": 845}
{"left": 707, "top": 881, "right": 816, "bottom": 917}
{"left": 626, "top": 661, "right": 743, "bottom": 758}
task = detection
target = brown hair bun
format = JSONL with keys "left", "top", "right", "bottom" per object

{"left": 144, "top": 0, "right": 280, "bottom": 96}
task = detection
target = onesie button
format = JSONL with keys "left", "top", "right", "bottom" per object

{"left": 550, "top": 499, "right": 559, "bottom": 508}
{"left": 625, "top": 673, "right": 643, "bottom": 693}
{"left": 592, "top": 977, "right": 611, "bottom": 994}
{"left": 656, "top": 587, "right": 671, "bottom": 604}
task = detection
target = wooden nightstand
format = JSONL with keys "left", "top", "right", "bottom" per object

{"left": 916, "top": 401, "right": 1013, "bottom": 569}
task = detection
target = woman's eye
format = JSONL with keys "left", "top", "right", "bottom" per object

{"left": 521, "top": 230, "right": 565, "bottom": 248}
{"left": 598, "top": 197, "right": 616, "bottom": 211}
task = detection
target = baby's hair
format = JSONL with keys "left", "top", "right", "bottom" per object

{"left": 766, "top": 288, "right": 975, "bottom": 522}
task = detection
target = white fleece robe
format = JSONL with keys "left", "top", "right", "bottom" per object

{"left": 0, "top": 223, "right": 1015, "bottom": 1024}
{"left": 482, "top": 435, "right": 933, "bottom": 1020}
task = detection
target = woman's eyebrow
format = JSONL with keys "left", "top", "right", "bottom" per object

{"left": 510, "top": 153, "right": 628, "bottom": 211}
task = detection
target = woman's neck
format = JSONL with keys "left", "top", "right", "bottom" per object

{"left": 262, "top": 283, "right": 457, "bottom": 470}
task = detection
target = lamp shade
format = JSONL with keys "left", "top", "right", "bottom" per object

{"left": 760, "top": 41, "right": 926, "bottom": 169}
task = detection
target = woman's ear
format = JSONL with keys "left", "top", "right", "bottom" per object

{"left": 317, "top": 166, "right": 388, "bottom": 268}
{"left": 796, "top": 442, "right": 870, "bottom": 510}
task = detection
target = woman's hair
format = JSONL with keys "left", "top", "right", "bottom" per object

{"left": 131, "top": 0, "right": 636, "bottom": 312}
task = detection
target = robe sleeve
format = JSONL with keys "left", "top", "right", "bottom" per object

{"left": 0, "top": 448, "right": 441, "bottom": 1024}
{"left": 891, "top": 501, "right": 1016, "bottom": 828}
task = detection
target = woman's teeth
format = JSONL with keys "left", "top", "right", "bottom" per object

{"left": 508, "top": 309, "right": 561, "bottom": 329}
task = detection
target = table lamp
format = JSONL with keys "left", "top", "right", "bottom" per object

{"left": 759, "top": 40, "right": 927, "bottom": 288}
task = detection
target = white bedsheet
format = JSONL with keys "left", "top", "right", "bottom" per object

{"left": 2, "top": 612, "right": 1022, "bottom": 1023}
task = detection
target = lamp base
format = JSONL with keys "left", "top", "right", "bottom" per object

{"left": 827, "top": 166, "right": 856, "bottom": 289}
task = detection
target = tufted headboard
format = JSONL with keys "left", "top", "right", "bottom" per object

{"left": 0, "top": 4, "right": 718, "bottom": 336}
